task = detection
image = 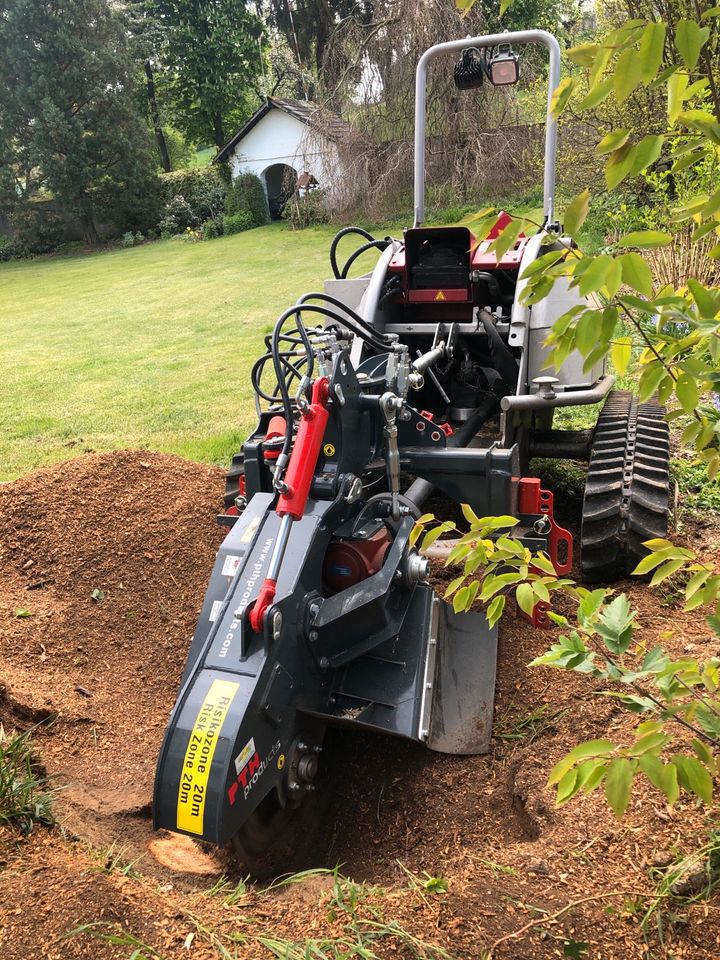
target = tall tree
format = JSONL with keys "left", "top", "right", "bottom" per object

{"left": 147, "top": 0, "right": 265, "bottom": 149}
{"left": 0, "top": 0, "right": 159, "bottom": 242}
{"left": 127, "top": 2, "right": 173, "bottom": 172}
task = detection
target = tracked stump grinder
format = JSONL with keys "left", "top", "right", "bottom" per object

{"left": 154, "top": 31, "right": 670, "bottom": 871}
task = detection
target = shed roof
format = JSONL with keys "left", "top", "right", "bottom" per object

{"left": 214, "top": 97, "right": 351, "bottom": 164}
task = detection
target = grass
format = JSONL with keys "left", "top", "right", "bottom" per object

{"left": 0, "top": 726, "right": 54, "bottom": 833}
{"left": 0, "top": 223, "right": 383, "bottom": 480}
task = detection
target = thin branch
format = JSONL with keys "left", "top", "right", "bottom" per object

{"left": 485, "top": 891, "right": 648, "bottom": 959}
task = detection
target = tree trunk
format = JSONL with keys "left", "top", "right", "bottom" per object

{"left": 213, "top": 112, "right": 226, "bottom": 150}
{"left": 79, "top": 208, "right": 100, "bottom": 246}
{"left": 145, "top": 60, "right": 172, "bottom": 173}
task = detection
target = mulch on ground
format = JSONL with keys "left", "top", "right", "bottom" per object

{"left": 0, "top": 450, "right": 718, "bottom": 959}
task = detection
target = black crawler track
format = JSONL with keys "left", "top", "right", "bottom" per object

{"left": 581, "top": 390, "right": 670, "bottom": 583}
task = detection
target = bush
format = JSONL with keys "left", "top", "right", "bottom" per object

{"left": 202, "top": 218, "right": 221, "bottom": 240}
{"left": 223, "top": 210, "right": 254, "bottom": 235}
{"left": 225, "top": 172, "right": 269, "bottom": 227}
{"left": 121, "top": 232, "right": 135, "bottom": 248}
{"left": 159, "top": 166, "right": 227, "bottom": 225}
{"left": 158, "top": 194, "right": 197, "bottom": 237}
{"left": 282, "top": 190, "right": 329, "bottom": 230}
{"left": 8, "top": 204, "right": 65, "bottom": 256}
{"left": 0, "top": 234, "right": 15, "bottom": 261}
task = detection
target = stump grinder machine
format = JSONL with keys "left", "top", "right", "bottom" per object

{"left": 154, "top": 30, "right": 670, "bottom": 871}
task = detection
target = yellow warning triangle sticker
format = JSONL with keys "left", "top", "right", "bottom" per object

{"left": 434, "top": 290, "right": 446, "bottom": 301}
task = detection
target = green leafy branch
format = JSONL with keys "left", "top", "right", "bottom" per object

{"left": 411, "top": 505, "right": 573, "bottom": 627}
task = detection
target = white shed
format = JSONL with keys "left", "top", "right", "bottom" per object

{"left": 215, "top": 97, "right": 350, "bottom": 218}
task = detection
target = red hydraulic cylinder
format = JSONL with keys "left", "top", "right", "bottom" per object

{"left": 249, "top": 377, "right": 329, "bottom": 633}
{"left": 277, "top": 377, "right": 330, "bottom": 520}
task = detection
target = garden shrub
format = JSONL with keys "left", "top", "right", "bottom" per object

{"left": 0, "top": 235, "right": 15, "bottom": 261}
{"left": 159, "top": 167, "right": 226, "bottom": 226}
{"left": 158, "top": 195, "right": 197, "bottom": 237}
{"left": 282, "top": 190, "right": 329, "bottom": 230}
{"left": 225, "top": 172, "right": 269, "bottom": 227}
{"left": 8, "top": 204, "right": 65, "bottom": 256}
{"left": 121, "top": 232, "right": 135, "bottom": 248}
{"left": 202, "top": 218, "right": 221, "bottom": 240}
{"left": 223, "top": 210, "right": 254, "bottom": 235}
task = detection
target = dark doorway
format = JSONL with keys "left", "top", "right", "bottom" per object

{"left": 264, "top": 163, "right": 297, "bottom": 219}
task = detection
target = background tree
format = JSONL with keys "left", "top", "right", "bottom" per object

{"left": 0, "top": 0, "right": 159, "bottom": 242}
{"left": 146, "top": 0, "right": 266, "bottom": 149}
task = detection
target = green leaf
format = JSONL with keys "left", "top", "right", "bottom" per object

{"left": 619, "top": 252, "right": 653, "bottom": 297}
{"left": 596, "top": 129, "right": 630, "bottom": 156}
{"left": 577, "top": 758, "right": 608, "bottom": 793}
{"left": 490, "top": 218, "right": 525, "bottom": 263}
{"left": 675, "top": 19, "right": 710, "bottom": 70}
{"left": 605, "top": 757, "right": 634, "bottom": 816}
{"left": 638, "top": 21, "right": 666, "bottom": 84}
{"left": 548, "top": 754, "right": 576, "bottom": 786}
{"left": 627, "top": 135, "right": 665, "bottom": 178}
{"left": 460, "top": 503, "right": 479, "bottom": 525}
{"left": 576, "top": 255, "right": 614, "bottom": 296}
{"left": 688, "top": 278, "right": 720, "bottom": 318}
{"left": 617, "top": 230, "right": 672, "bottom": 248}
{"left": 453, "top": 586, "right": 469, "bottom": 614}
{"left": 13, "top": 607, "right": 32, "bottom": 618}
{"left": 550, "top": 77, "right": 576, "bottom": 117}
{"left": 614, "top": 47, "right": 643, "bottom": 103}
{"left": 564, "top": 188, "right": 591, "bottom": 235}
{"left": 516, "top": 582, "right": 535, "bottom": 616}
{"left": 606, "top": 143, "right": 635, "bottom": 189}
{"left": 555, "top": 767, "right": 580, "bottom": 805}
{"left": 486, "top": 594, "right": 505, "bottom": 629}
{"left": 675, "top": 371, "right": 699, "bottom": 413}
{"left": 579, "top": 76, "right": 614, "bottom": 111}
{"left": 673, "top": 755, "right": 713, "bottom": 802}
{"left": 649, "top": 557, "right": 687, "bottom": 585}
{"left": 639, "top": 754, "right": 679, "bottom": 804}
{"left": 638, "top": 362, "right": 666, "bottom": 402}
{"left": 611, "top": 337, "right": 632, "bottom": 376}
{"left": 566, "top": 739, "right": 615, "bottom": 761}
{"left": 443, "top": 575, "right": 465, "bottom": 599}
{"left": 668, "top": 71, "right": 689, "bottom": 124}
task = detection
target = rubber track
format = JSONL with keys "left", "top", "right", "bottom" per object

{"left": 581, "top": 390, "right": 670, "bottom": 583}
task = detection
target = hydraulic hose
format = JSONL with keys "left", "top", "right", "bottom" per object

{"left": 329, "top": 226, "right": 391, "bottom": 280}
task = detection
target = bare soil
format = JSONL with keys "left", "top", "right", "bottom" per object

{"left": 0, "top": 451, "right": 718, "bottom": 960}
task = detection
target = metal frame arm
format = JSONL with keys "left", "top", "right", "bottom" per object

{"left": 414, "top": 30, "right": 562, "bottom": 227}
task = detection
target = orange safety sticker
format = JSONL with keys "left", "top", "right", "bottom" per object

{"left": 434, "top": 290, "right": 447, "bottom": 301}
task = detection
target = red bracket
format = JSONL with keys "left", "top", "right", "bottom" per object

{"left": 518, "top": 477, "right": 573, "bottom": 627}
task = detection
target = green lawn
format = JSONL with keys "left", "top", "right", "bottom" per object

{"left": 0, "top": 223, "right": 381, "bottom": 480}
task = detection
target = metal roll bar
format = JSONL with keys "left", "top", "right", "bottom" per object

{"left": 413, "top": 30, "right": 562, "bottom": 227}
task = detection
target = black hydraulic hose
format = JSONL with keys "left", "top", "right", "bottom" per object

{"left": 296, "top": 292, "right": 393, "bottom": 345}
{"left": 403, "top": 393, "right": 501, "bottom": 509}
{"left": 479, "top": 308, "right": 519, "bottom": 390}
{"left": 330, "top": 226, "right": 376, "bottom": 279}
{"left": 340, "top": 240, "right": 390, "bottom": 278}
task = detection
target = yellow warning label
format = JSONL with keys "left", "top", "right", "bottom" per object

{"left": 434, "top": 290, "right": 447, "bottom": 301}
{"left": 177, "top": 678, "right": 239, "bottom": 835}
{"left": 323, "top": 442, "right": 336, "bottom": 457}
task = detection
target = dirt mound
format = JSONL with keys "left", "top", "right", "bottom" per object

{"left": 1, "top": 451, "right": 719, "bottom": 958}
{"left": 0, "top": 451, "right": 225, "bottom": 858}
